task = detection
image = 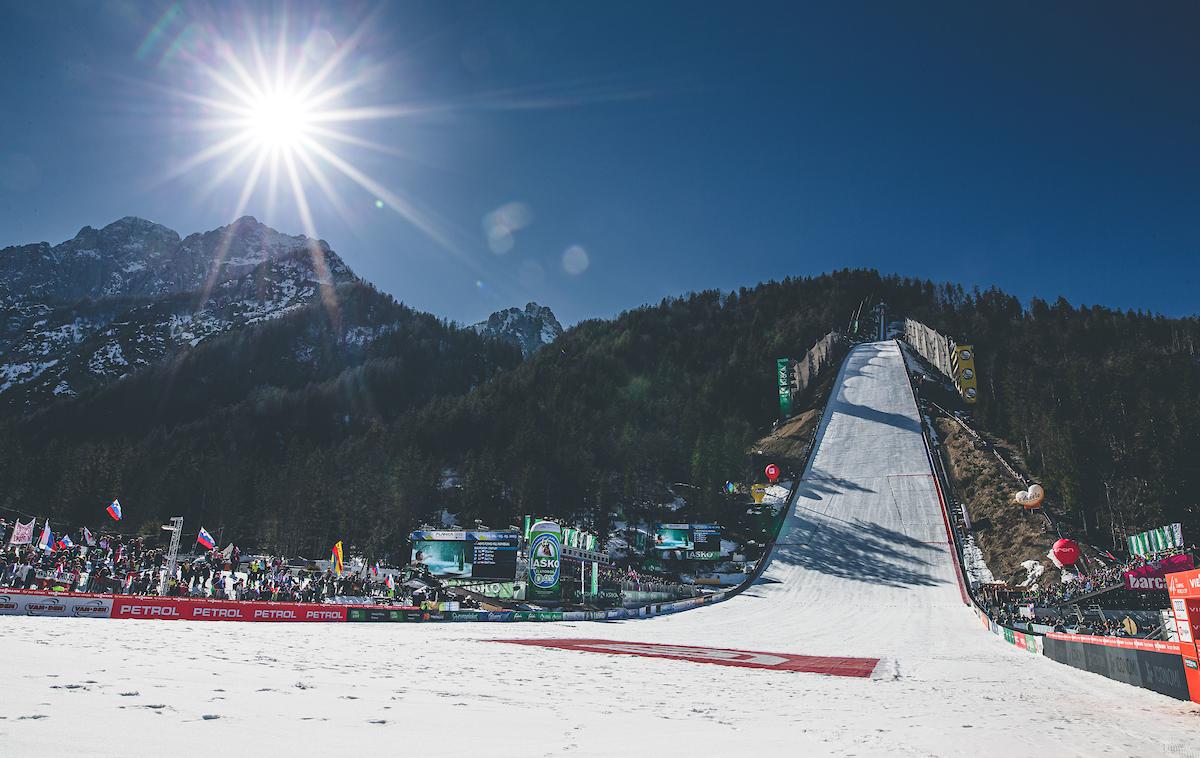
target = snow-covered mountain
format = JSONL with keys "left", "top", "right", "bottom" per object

{"left": 472, "top": 302, "right": 563, "bottom": 356}
{"left": 0, "top": 216, "right": 355, "bottom": 407}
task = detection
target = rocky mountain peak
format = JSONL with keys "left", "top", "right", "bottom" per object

{"left": 472, "top": 301, "right": 564, "bottom": 357}
{"left": 0, "top": 216, "right": 358, "bottom": 407}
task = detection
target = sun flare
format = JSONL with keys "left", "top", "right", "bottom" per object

{"left": 244, "top": 89, "right": 313, "bottom": 150}
{"left": 157, "top": 12, "right": 453, "bottom": 260}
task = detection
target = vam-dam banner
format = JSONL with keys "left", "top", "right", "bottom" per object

{"left": 0, "top": 591, "right": 113, "bottom": 618}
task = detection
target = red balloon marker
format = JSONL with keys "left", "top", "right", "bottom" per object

{"left": 765, "top": 464, "right": 780, "bottom": 483}
{"left": 1051, "top": 538, "right": 1080, "bottom": 567}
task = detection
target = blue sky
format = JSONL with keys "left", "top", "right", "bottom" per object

{"left": 0, "top": 1, "right": 1196, "bottom": 325}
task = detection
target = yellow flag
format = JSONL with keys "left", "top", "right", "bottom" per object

{"left": 331, "top": 541, "right": 344, "bottom": 575}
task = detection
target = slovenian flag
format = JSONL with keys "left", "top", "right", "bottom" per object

{"left": 106, "top": 499, "right": 122, "bottom": 521}
{"left": 38, "top": 521, "right": 54, "bottom": 551}
{"left": 385, "top": 574, "right": 395, "bottom": 591}
{"left": 331, "top": 541, "right": 344, "bottom": 575}
{"left": 56, "top": 535, "right": 74, "bottom": 550}
{"left": 196, "top": 527, "right": 216, "bottom": 550}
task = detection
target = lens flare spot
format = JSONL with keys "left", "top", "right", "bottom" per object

{"left": 562, "top": 245, "right": 589, "bottom": 275}
{"left": 483, "top": 201, "right": 532, "bottom": 254}
{"left": 375, "top": 199, "right": 384, "bottom": 208}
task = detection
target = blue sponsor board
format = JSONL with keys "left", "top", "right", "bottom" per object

{"left": 483, "top": 611, "right": 514, "bottom": 622}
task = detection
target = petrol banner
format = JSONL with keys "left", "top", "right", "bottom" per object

{"left": 110, "top": 596, "right": 348, "bottom": 622}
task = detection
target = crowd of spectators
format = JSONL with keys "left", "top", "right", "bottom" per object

{"left": 989, "top": 605, "right": 1149, "bottom": 638}
{"left": 0, "top": 516, "right": 708, "bottom": 610}
{"left": 0, "top": 524, "right": 167, "bottom": 595}
{"left": 981, "top": 545, "right": 1196, "bottom": 638}
{"left": 0, "top": 519, "right": 411, "bottom": 604}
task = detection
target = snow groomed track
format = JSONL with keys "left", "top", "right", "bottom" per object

{"left": 2, "top": 341, "right": 1196, "bottom": 756}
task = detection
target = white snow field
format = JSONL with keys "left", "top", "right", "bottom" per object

{"left": 2, "top": 341, "right": 1196, "bottom": 756}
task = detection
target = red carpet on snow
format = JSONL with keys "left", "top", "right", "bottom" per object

{"left": 496, "top": 638, "right": 879, "bottom": 677}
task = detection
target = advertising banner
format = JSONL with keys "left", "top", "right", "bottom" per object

{"left": 1123, "top": 554, "right": 1195, "bottom": 591}
{"left": 510, "top": 610, "right": 564, "bottom": 622}
{"left": 1043, "top": 633, "right": 1190, "bottom": 701}
{"left": 347, "top": 606, "right": 421, "bottom": 622}
{"left": 1166, "top": 568, "right": 1200, "bottom": 703}
{"left": 110, "top": 596, "right": 347, "bottom": 622}
{"left": 525, "top": 519, "right": 596, "bottom": 552}
{"left": 950, "top": 344, "right": 978, "bottom": 404}
{"left": 527, "top": 520, "right": 562, "bottom": 602}
{"left": 1128, "top": 523, "right": 1184, "bottom": 558}
{"left": 561, "top": 527, "right": 598, "bottom": 552}
{"left": 409, "top": 530, "right": 519, "bottom": 580}
{"left": 443, "top": 579, "right": 525, "bottom": 600}
{"left": 777, "top": 358, "right": 793, "bottom": 417}
{"left": 0, "top": 590, "right": 113, "bottom": 618}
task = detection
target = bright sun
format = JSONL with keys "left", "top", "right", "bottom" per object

{"left": 245, "top": 90, "right": 313, "bottom": 150}
{"left": 161, "top": 19, "right": 453, "bottom": 255}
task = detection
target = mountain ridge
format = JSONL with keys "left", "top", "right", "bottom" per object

{"left": 0, "top": 215, "right": 355, "bottom": 407}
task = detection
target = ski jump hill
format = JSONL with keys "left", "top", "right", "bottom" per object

{"left": 2, "top": 341, "right": 1196, "bottom": 756}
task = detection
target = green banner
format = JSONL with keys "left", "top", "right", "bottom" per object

{"left": 527, "top": 520, "right": 562, "bottom": 602}
{"left": 510, "top": 611, "right": 564, "bottom": 622}
{"left": 1127, "top": 523, "right": 1183, "bottom": 558}
{"left": 777, "top": 358, "right": 793, "bottom": 417}
{"left": 348, "top": 607, "right": 422, "bottom": 622}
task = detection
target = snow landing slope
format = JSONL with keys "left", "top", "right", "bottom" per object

{"left": 1, "top": 341, "right": 1196, "bottom": 757}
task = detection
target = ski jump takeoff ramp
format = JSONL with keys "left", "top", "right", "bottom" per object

{"left": 1, "top": 342, "right": 1195, "bottom": 756}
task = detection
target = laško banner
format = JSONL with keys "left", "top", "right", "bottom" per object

{"left": 1123, "top": 554, "right": 1195, "bottom": 591}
